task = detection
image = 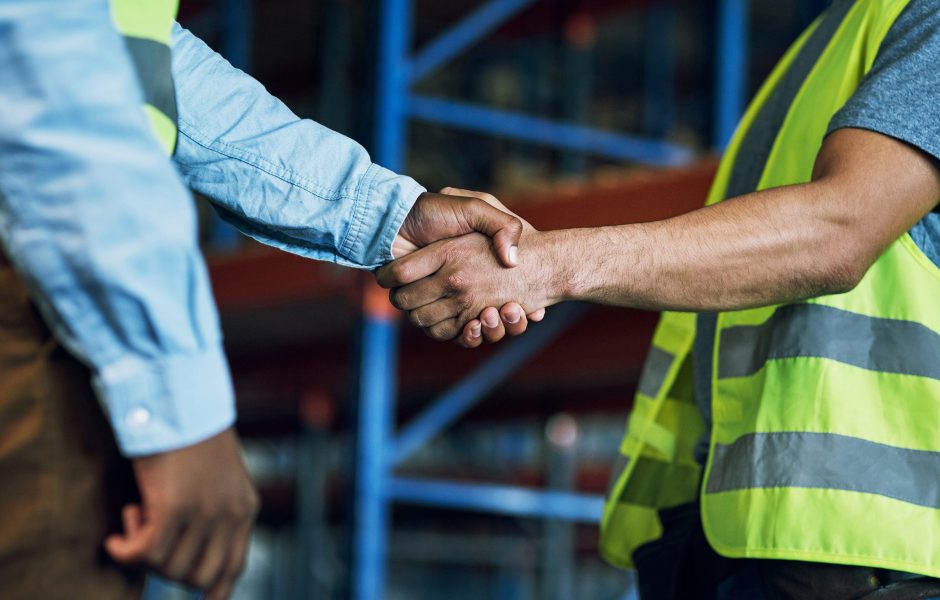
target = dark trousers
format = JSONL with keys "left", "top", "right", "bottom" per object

{"left": 0, "top": 257, "right": 144, "bottom": 599}
{"left": 634, "top": 503, "right": 940, "bottom": 600}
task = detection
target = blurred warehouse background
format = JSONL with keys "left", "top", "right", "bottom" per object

{"left": 151, "top": 1, "right": 831, "bottom": 598}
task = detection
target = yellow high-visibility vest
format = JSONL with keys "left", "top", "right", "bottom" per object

{"left": 111, "top": 0, "right": 179, "bottom": 154}
{"left": 602, "top": 0, "right": 940, "bottom": 578}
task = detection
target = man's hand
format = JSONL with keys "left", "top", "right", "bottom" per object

{"left": 457, "top": 302, "right": 546, "bottom": 349}
{"left": 105, "top": 428, "right": 259, "bottom": 600}
{"left": 377, "top": 229, "right": 567, "bottom": 342}
{"left": 391, "top": 188, "right": 546, "bottom": 345}
{"left": 394, "top": 189, "right": 525, "bottom": 267}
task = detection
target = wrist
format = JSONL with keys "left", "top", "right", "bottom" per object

{"left": 540, "top": 227, "right": 632, "bottom": 305}
{"left": 529, "top": 229, "right": 582, "bottom": 305}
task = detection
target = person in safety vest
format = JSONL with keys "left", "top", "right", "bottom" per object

{"left": 0, "top": 1, "right": 541, "bottom": 599}
{"left": 378, "top": 1, "right": 940, "bottom": 598}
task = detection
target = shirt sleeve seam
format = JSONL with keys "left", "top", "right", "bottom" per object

{"left": 339, "top": 162, "right": 381, "bottom": 261}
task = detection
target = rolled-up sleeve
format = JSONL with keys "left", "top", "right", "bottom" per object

{"left": 170, "top": 23, "right": 424, "bottom": 269}
{"left": 0, "top": 0, "right": 235, "bottom": 456}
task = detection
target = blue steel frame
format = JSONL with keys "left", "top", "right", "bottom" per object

{"left": 355, "top": 1, "right": 749, "bottom": 598}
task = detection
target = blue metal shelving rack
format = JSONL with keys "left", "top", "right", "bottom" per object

{"left": 354, "top": 1, "right": 749, "bottom": 598}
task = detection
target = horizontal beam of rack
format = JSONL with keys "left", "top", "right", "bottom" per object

{"left": 388, "top": 476, "right": 604, "bottom": 522}
{"left": 409, "top": 95, "right": 695, "bottom": 166}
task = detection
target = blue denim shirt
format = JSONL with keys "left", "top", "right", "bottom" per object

{"left": 0, "top": 0, "right": 423, "bottom": 456}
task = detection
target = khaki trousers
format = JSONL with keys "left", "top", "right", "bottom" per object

{"left": 0, "top": 256, "right": 144, "bottom": 599}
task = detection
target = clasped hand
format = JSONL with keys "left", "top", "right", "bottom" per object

{"left": 380, "top": 188, "right": 552, "bottom": 348}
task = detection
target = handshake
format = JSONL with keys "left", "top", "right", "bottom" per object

{"left": 378, "top": 187, "right": 564, "bottom": 347}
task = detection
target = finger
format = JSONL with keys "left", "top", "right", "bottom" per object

{"left": 425, "top": 318, "right": 462, "bottom": 342}
{"left": 528, "top": 307, "right": 546, "bottom": 322}
{"left": 122, "top": 504, "right": 144, "bottom": 538}
{"left": 440, "top": 187, "right": 509, "bottom": 212}
{"left": 162, "top": 523, "right": 210, "bottom": 582}
{"left": 207, "top": 524, "right": 252, "bottom": 600}
{"left": 390, "top": 275, "right": 451, "bottom": 311}
{"left": 441, "top": 191, "right": 521, "bottom": 268}
{"left": 188, "top": 528, "right": 234, "bottom": 591}
{"left": 375, "top": 242, "right": 449, "bottom": 288}
{"left": 408, "top": 298, "right": 462, "bottom": 329}
{"left": 441, "top": 187, "right": 531, "bottom": 267}
{"left": 105, "top": 505, "right": 178, "bottom": 567}
{"left": 441, "top": 188, "right": 536, "bottom": 231}
{"left": 499, "top": 303, "right": 529, "bottom": 337}
{"left": 479, "top": 307, "right": 506, "bottom": 344}
{"left": 456, "top": 320, "right": 484, "bottom": 348}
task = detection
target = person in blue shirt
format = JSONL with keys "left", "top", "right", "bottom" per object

{"left": 0, "top": 2, "right": 535, "bottom": 599}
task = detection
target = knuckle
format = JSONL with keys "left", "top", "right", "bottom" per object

{"left": 430, "top": 322, "right": 455, "bottom": 341}
{"left": 409, "top": 311, "right": 426, "bottom": 328}
{"left": 390, "top": 290, "right": 408, "bottom": 310}
{"left": 389, "top": 262, "right": 408, "bottom": 284}
{"left": 444, "top": 271, "right": 467, "bottom": 292}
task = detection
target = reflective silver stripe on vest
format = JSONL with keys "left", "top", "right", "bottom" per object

{"left": 123, "top": 36, "right": 178, "bottom": 125}
{"left": 637, "top": 347, "right": 674, "bottom": 398}
{"left": 707, "top": 432, "right": 940, "bottom": 509}
{"left": 718, "top": 303, "right": 940, "bottom": 380}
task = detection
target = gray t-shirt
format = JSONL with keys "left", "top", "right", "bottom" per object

{"left": 693, "top": 0, "right": 940, "bottom": 464}
{"left": 829, "top": 0, "right": 940, "bottom": 263}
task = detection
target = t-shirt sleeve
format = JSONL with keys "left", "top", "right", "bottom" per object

{"left": 827, "top": 0, "right": 940, "bottom": 162}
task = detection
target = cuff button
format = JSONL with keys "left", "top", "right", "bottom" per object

{"left": 126, "top": 407, "right": 152, "bottom": 428}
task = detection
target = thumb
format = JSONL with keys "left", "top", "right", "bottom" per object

{"left": 472, "top": 202, "right": 522, "bottom": 268}
{"left": 440, "top": 187, "right": 511, "bottom": 212}
{"left": 449, "top": 195, "right": 522, "bottom": 268}
{"left": 105, "top": 503, "right": 173, "bottom": 567}
{"left": 441, "top": 188, "right": 532, "bottom": 268}
{"left": 104, "top": 504, "right": 146, "bottom": 562}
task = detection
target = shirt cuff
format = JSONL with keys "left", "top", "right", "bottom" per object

{"left": 92, "top": 347, "right": 237, "bottom": 457}
{"left": 342, "top": 163, "right": 424, "bottom": 269}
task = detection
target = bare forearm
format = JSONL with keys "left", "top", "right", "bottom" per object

{"left": 379, "top": 129, "right": 940, "bottom": 343}
{"left": 546, "top": 182, "right": 877, "bottom": 312}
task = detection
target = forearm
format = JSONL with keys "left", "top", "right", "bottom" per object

{"left": 549, "top": 181, "right": 874, "bottom": 312}
{"left": 380, "top": 129, "right": 940, "bottom": 342}
{"left": 170, "top": 23, "right": 423, "bottom": 269}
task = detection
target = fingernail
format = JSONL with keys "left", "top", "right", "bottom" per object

{"left": 508, "top": 246, "right": 519, "bottom": 266}
{"left": 482, "top": 314, "right": 499, "bottom": 328}
{"left": 505, "top": 310, "right": 521, "bottom": 324}
{"left": 470, "top": 323, "right": 481, "bottom": 338}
